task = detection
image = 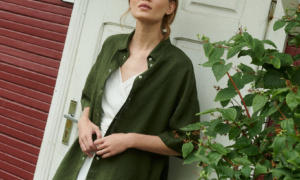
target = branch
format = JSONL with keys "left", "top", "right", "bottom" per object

{"left": 274, "top": 101, "right": 287, "bottom": 120}
{"left": 227, "top": 72, "right": 251, "bottom": 118}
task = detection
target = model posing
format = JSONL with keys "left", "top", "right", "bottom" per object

{"left": 53, "top": 0, "right": 200, "bottom": 179}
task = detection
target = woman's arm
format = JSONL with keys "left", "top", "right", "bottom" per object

{"left": 94, "top": 133, "right": 180, "bottom": 158}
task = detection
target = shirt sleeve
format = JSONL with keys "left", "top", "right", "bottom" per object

{"left": 80, "top": 60, "right": 99, "bottom": 111}
{"left": 158, "top": 64, "right": 200, "bottom": 155}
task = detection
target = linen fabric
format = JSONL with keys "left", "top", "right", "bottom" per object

{"left": 53, "top": 30, "right": 200, "bottom": 180}
{"left": 76, "top": 68, "right": 142, "bottom": 180}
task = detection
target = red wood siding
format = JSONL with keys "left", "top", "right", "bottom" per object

{"left": 285, "top": 36, "right": 300, "bottom": 66}
{"left": 0, "top": 0, "right": 73, "bottom": 179}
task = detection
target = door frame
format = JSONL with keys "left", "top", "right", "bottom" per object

{"left": 34, "top": 0, "right": 89, "bottom": 179}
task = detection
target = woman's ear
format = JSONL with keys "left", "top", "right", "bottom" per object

{"left": 166, "top": 1, "right": 176, "bottom": 15}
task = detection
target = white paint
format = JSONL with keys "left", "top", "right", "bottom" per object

{"left": 62, "top": 0, "right": 74, "bottom": 3}
{"left": 35, "top": 0, "right": 283, "bottom": 179}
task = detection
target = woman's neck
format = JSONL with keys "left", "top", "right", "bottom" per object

{"left": 130, "top": 20, "right": 164, "bottom": 52}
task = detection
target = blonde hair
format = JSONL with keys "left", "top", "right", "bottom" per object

{"left": 121, "top": 0, "right": 178, "bottom": 40}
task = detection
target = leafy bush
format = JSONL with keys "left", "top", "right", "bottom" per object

{"left": 182, "top": 5, "right": 300, "bottom": 180}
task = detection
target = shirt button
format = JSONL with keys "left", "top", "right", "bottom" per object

{"left": 96, "top": 113, "right": 100, "bottom": 116}
{"left": 96, "top": 157, "right": 100, "bottom": 160}
{"left": 150, "top": 64, "right": 153, "bottom": 67}
{"left": 148, "top": 57, "right": 153, "bottom": 61}
{"left": 82, "top": 157, "right": 85, "bottom": 160}
{"left": 99, "top": 89, "right": 102, "bottom": 94}
{"left": 108, "top": 69, "right": 112, "bottom": 72}
{"left": 123, "top": 56, "right": 126, "bottom": 59}
{"left": 139, "top": 75, "right": 142, "bottom": 79}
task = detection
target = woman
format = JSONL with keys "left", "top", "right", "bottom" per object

{"left": 53, "top": 0, "right": 200, "bottom": 179}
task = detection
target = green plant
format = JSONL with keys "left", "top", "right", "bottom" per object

{"left": 181, "top": 5, "right": 300, "bottom": 180}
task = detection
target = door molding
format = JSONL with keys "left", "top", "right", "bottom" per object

{"left": 34, "top": 0, "right": 89, "bottom": 179}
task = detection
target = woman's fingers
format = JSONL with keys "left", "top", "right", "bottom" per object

{"left": 93, "top": 126, "right": 102, "bottom": 139}
{"left": 96, "top": 146, "right": 110, "bottom": 156}
{"left": 79, "top": 137, "right": 93, "bottom": 157}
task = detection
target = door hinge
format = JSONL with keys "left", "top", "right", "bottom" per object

{"left": 269, "top": 0, "right": 277, "bottom": 20}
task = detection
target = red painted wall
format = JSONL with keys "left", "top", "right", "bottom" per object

{"left": 285, "top": 36, "right": 300, "bottom": 66}
{"left": 0, "top": 0, "right": 73, "bottom": 179}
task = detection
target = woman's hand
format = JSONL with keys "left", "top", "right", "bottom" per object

{"left": 94, "top": 133, "right": 132, "bottom": 158}
{"left": 78, "top": 108, "right": 102, "bottom": 157}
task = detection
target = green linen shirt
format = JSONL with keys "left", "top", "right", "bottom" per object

{"left": 53, "top": 30, "right": 200, "bottom": 180}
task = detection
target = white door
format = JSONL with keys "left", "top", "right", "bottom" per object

{"left": 35, "top": 0, "right": 285, "bottom": 179}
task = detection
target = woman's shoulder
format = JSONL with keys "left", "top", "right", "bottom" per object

{"left": 164, "top": 44, "right": 194, "bottom": 70}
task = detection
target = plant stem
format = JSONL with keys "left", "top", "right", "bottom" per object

{"left": 233, "top": 122, "right": 248, "bottom": 138}
{"left": 274, "top": 101, "right": 287, "bottom": 120}
{"left": 227, "top": 72, "right": 251, "bottom": 118}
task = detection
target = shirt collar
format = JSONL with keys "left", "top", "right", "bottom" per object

{"left": 118, "top": 29, "right": 172, "bottom": 61}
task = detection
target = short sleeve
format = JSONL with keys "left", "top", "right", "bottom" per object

{"left": 158, "top": 65, "right": 200, "bottom": 155}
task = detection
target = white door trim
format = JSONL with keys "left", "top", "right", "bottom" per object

{"left": 34, "top": 0, "right": 89, "bottom": 179}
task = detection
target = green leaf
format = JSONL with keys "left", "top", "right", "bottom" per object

{"left": 204, "top": 42, "right": 213, "bottom": 57}
{"left": 270, "top": 167, "right": 293, "bottom": 177}
{"left": 285, "top": 21, "right": 300, "bottom": 32}
{"left": 207, "top": 151, "right": 223, "bottom": 165}
{"left": 252, "top": 94, "right": 269, "bottom": 112}
{"left": 227, "top": 76, "right": 245, "bottom": 89}
{"left": 248, "top": 119, "right": 264, "bottom": 138}
{"left": 227, "top": 42, "right": 248, "bottom": 60}
{"left": 229, "top": 127, "right": 241, "bottom": 140}
{"left": 270, "top": 56, "right": 281, "bottom": 69}
{"left": 243, "top": 94, "right": 256, "bottom": 106}
{"left": 196, "top": 155, "right": 210, "bottom": 165}
{"left": 196, "top": 108, "right": 218, "bottom": 115}
{"left": 273, "top": 52, "right": 293, "bottom": 67}
{"left": 283, "top": 149, "right": 299, "bottom": 161}
{"left": 271, "top": 88, "right": 289, "bottom": 97}
{"left": 211, "top": 143, "right": 229, "bottom": 155}
{"left": 181, "top": 122, "right": 202, "bottom": 131}
{"left": 255, "top": 164, "right": 268, "bottom": 174}
{"left": 182, "top": 141, "right": 194, "bottom": 158}
{"left": 234, "top": 137, "right": 251, "bottom": 149}
{"left": 202, "top": 59, "right": 225, "bottom": 67}
{"left": 286, "top": 92, "right": 299, "bottom": 111}
{"left": 241, "top": 166, "right": 252, "bottom": 178}
{"left": 262, "top": 39, "right": 277, "bottom": 49}
{"left": 263, "top": 70, "right": 285, "bottom": 89}
{"left": 238, "top": 63, "right": 256, "bottom": 84}
{"left": 281, "top": 118, "right": 295, "bottom": 134}
{"left": 212, "top": 62, "right": 232, "bottom": 82}
{"left": 206, "top": 119, "right": 222, "bottom": 137}
{"left": 218, "top": 166, "right": 233, "bottom": 178}
{"left": 204, "top": 166, "right": 215, "bottom": 177}
{"left": 215, "top": 123, "right": 231, "bottom": 135}
{"left": 220, "top": 100, "right": 230, "bottom": 107}
{"left": 273, "top": 20, "right": 287, "bottom": 31}
{"left": 238, "top": 49, "right": 252, "bottom": 58}
{"left": 260, "top": 102, "right": 283, "bottom": 117}
{"left": 218, "top": 108, "right": 237, "bottom": 121}
{"left": 232, "top": 156, "right": 252, "bottom": 165}
{"left": 214, "top": 88, "right": 237, "bottom": 102}
{"left": 291, "top": 69, "right": 300, "bottom": 86}
{"left": 273, "top": 136, "right": 286, "bottom": 156}
{"left": 183, "top": 151, "right": 199, "bottom": 164}
{"left": 253, "top": 38, "right": 265, "bottom": 60}
{"left": 239, "top": 144, "right": 260, "bottom": 156}
{"left": 243, "top": 32, "right": 254, "bottom": 48}
{"left": 243, "top": 116, "right": 261, "bottom": 125}
{"left": 209, "top": 47, "right": 225, "bottom": 61}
